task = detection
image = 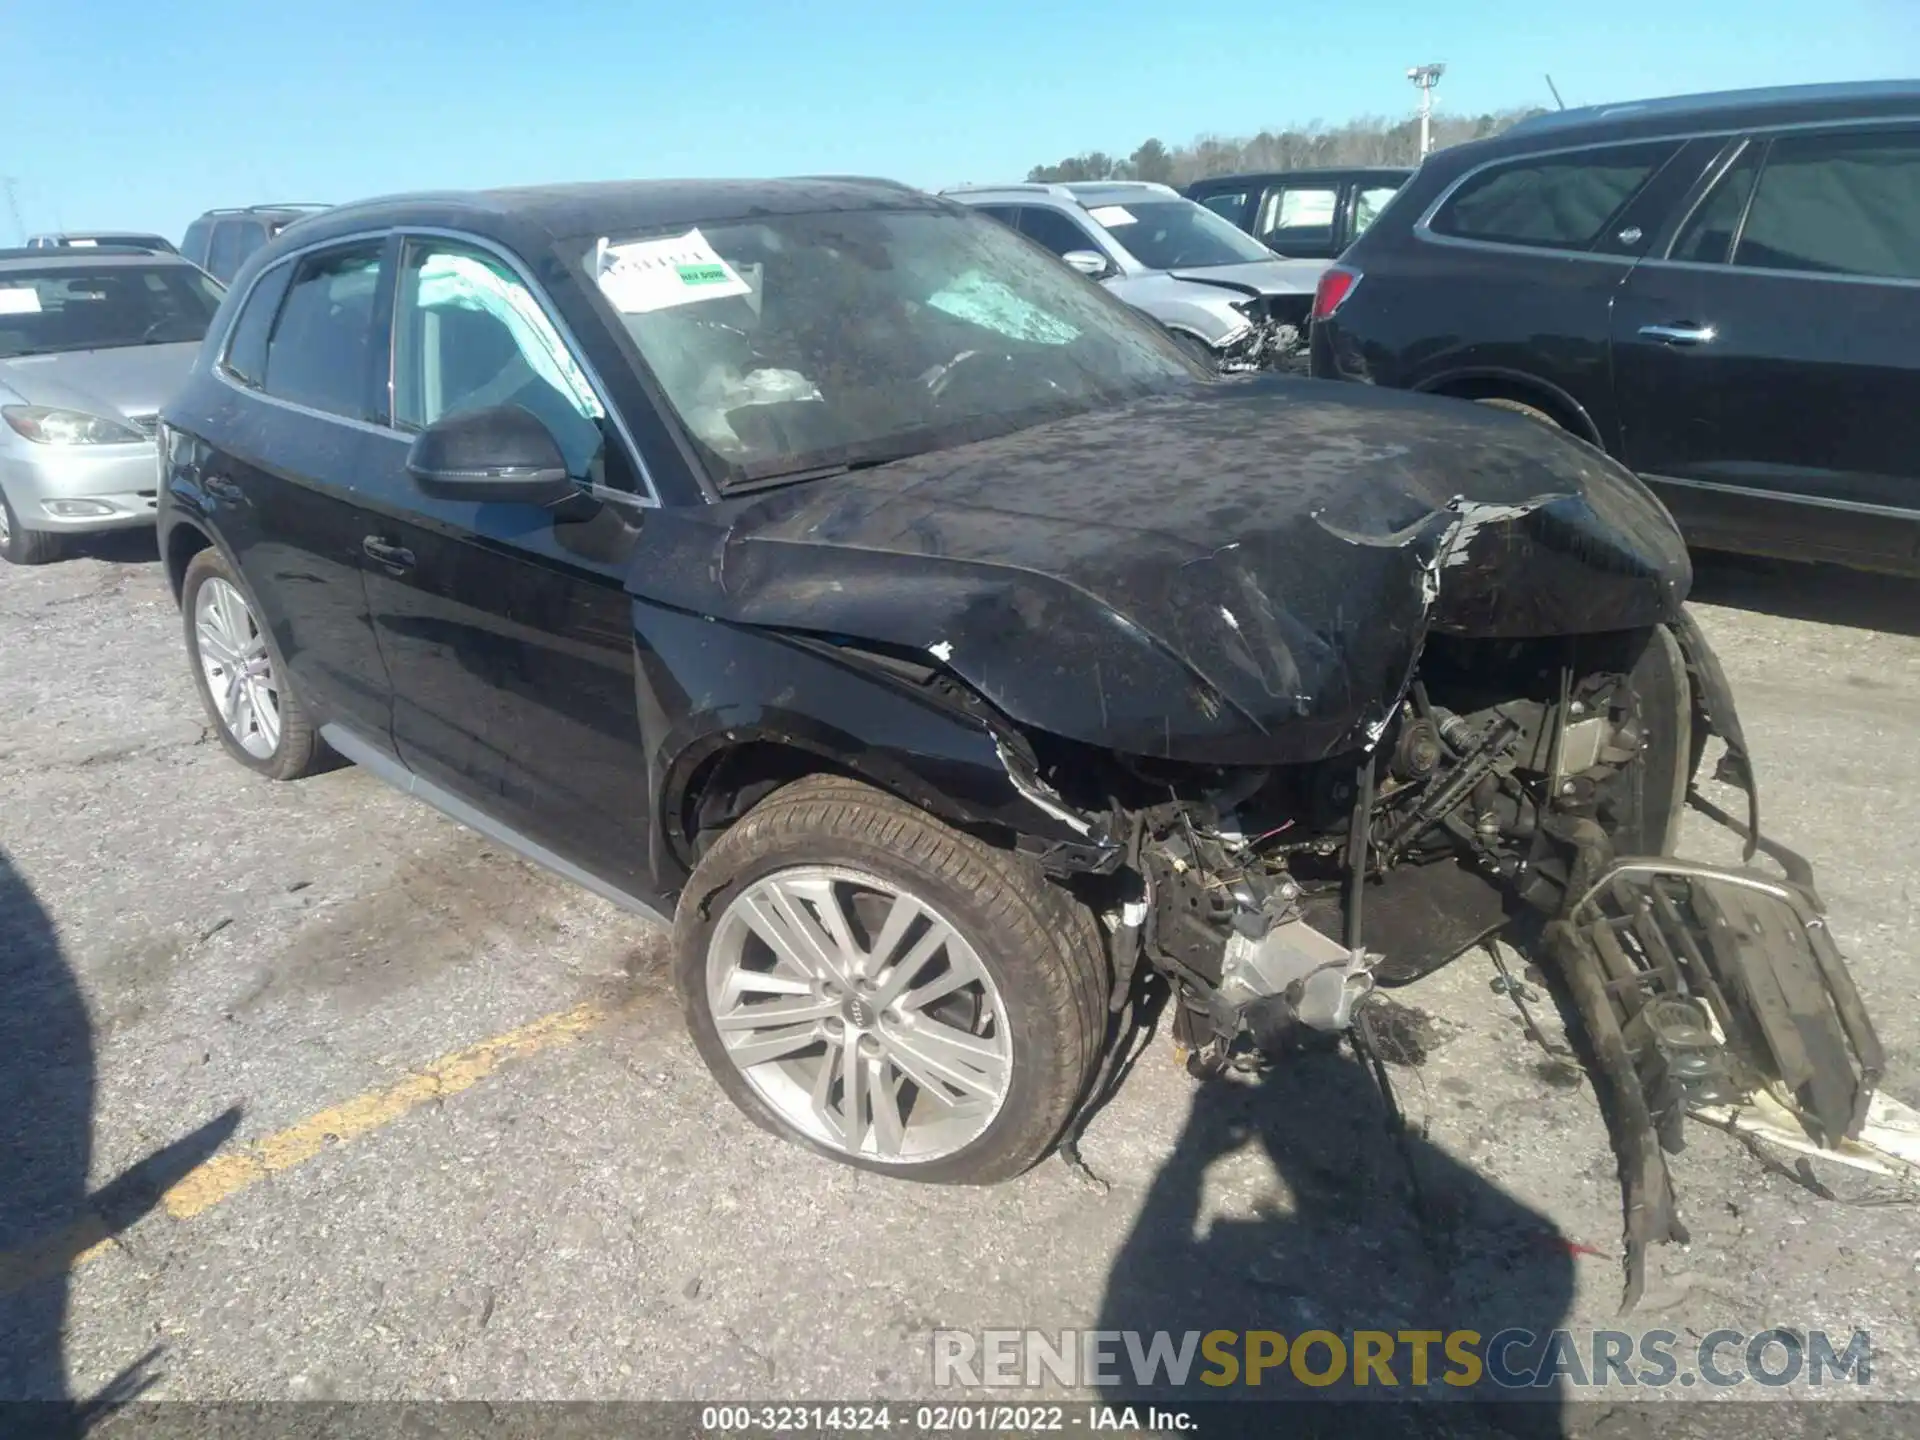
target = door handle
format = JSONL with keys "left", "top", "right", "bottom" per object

{"left": 1638, "top": 323, "right": 1717, "bottom": 346}
{"left": 361, "top": 536, "right": 416, "bottom": 571}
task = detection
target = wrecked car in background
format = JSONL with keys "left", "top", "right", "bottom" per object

{"left": 943, "top": 181, "right": 1322, "bottom": 371}
{"left": 156, "top": 178, "right": 1888, "bottom": 1303}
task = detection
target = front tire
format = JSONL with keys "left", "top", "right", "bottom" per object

{"left": 181, "top": 546, "right": 320, "bottom": 780}
{"left": 0, "top": 487, "right": 61, "bottom": 565}
{"left": 674, "top": 775, "right": 1108, "bottom": 1183}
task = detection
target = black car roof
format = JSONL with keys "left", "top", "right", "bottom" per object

{"left": 293, "top": 177, "right": 939, "bottom": 251}
{"left": 1187, "top": 167, "right": 1414, "bottom": 190}
{"left": 1460, "top": 79, "right": 1920, "bottom": 163}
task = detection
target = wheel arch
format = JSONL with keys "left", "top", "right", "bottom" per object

{"left": 1416, "top": 368, "right": 1605, "bottom": 448}
{"left": 164, "top": 517, "right": 215, "bottom": 602}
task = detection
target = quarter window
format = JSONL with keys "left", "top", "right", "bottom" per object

{"left": 393, "top": 241, "right": 611, "bottom": 482}
{"left": 1431, "top": 142, "right": 1676, "bottom": 250}
{"left": 262, "top": 243, "right": 384, "bottom": 420}
{"left": 222, "top": 262, "right": 294, "bottom": 387}
{"left": 1734, "top": 130, "right": 1920, "bottom": 281}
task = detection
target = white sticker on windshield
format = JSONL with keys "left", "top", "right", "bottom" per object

{"left": 1087, "top": 205, "right": 1137, "bottom": 228}
{"left": 0, "top": 287, "right": 42, "bottom": 315}
{"left": 593, "top": 229, "right": 751, "bottom": 313}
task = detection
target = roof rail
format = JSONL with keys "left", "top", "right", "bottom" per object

{"left": 938, "top": 182, "right": 1076, "bottom": 200}
{"left": 0, "top": 244, "right": 171, "bottom": 262}
{"left": 198, "top": 203, "right": 332, "bottom": 217}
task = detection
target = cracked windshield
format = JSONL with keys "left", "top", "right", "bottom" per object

{"left": 592, "top": 208, "right": 1194, "bottom": 485}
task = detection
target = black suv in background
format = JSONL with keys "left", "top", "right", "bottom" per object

{"left": 1310, "top": 81, "right": 1920, "bottom": 576}
{"left": 180, "top": 204, "right": 330, "bottom": 283}
{"left": 1186, "top": 167, "right": 1412, "bottom": 260}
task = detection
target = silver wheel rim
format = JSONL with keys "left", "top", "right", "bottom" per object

{"left": 706, "top": 866, "right": 1013, "bottom": 1163}
{"left": 194, "top": 576, "right": 281, "bottom": 759}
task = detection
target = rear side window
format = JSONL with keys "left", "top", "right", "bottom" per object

{"left": 1352, "top": 184, "right": 1403, "bottom": 238}
{"left": 206, "top": 221, "right": 266, "bottom": 282}
{"left": 1734, "top": 129, "right": 1920, "bottom": 281}
{"left": 262, "top": 243, "right": 384, "bottom": 420}
{"left": 1195, "top": 190, "right": 1249, "bottom": 223}
{"left": 1431, "top": 142, "right": 1676, "bottom": 250}
{"left": 1017, "top": 206, "right": 1100, "bottom": 258}
{"left": 1670, "top": 147, "right": 1762, "bottom": 264}
{"left": 1257, "top": 183, "right": 1340, "bottom": 252}
{"left": 181, "top": 219, "right": 212, "bottom": 266}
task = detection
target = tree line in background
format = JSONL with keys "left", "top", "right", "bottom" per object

{"left": 1023, "top": 108, "right": 1551, "bottom": 186}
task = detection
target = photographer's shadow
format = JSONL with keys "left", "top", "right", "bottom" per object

{"left": 1096, "top": 1043, "right": 1576, "bottom": 1438}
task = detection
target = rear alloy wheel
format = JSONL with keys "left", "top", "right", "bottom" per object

{"left": 676, "top": 775, "right": 1108, "bottom": 1183}
{"left": 181, "top": 547, "right": 320, "bottom": 780}
{"left": 0, "top": 487, "right": 62, "bottom": 565}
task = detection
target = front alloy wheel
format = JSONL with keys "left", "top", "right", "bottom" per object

{"left": 676, "top": 775, "right": 1109, "bottom": 1183}
{"left": 706, "top": 867, "right": 1014, "bottom": 1162}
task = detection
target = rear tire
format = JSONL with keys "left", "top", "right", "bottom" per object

{"left": 0, "top": 488, "right": 62, "bottom": 565}
{"left": 181, "top": 547, "right": 321, "bottom": 780}
{"left": 675, "top": 774, "right": 1108, "bottom": 1183}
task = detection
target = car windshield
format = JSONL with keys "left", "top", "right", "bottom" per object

{"left": 589, "top": 206, "right": 1198, "bottom": 487}
{"left": 1085, "top": 198, "right": 1278, "bottom": 269}
{"left": 0, "top": 264, "right": 224, "bottom": 358}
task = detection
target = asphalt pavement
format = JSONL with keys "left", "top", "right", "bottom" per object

{"left": 1, "top": 531, "right": 1917, "bottom": 1429}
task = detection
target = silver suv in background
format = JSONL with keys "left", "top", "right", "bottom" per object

{"left": 28, "top": 231, "right": 180, "bottom": 255}
{"left": 942, "top": 181, "right": 1326, "bottom": 370}
{"left": 179, "top": 204, "right": 329, "bottom": 283}
{"left": 0, "top": 247, "right": 222, "bottom": 563}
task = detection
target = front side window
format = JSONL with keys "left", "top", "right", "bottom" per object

{"left": 0, "top": 263, "right": 224, "bottom": 359}
{"left": 1016, "top": 206, "right": 1101, "bottom": 259}
{"left": 1087, "top": 198, "right": 1274, "bottom": 269}
{"left": 1257, "top": 184, "right": 1340, "bottom": 252}
{"left": 393, "top": 242, "right": 610, "bottom": 481}
{"left": 585, "top": 206, "right": 1195, "bottom": 488}
{"left": 1431, "top": 142, "right": 1676, "bottom": 250}
{"left": 1734, "top": 129, "right": 1920, "bottom": 281}
{"left": 262, "top": 243, "right": 383, "bottom": 420}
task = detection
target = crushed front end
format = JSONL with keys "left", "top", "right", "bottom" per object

{"left": 1000, "top": 614, "right": 1888, "bottom": 1309}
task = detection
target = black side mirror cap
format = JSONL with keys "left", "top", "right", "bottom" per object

{"left": 405, "top": 404, "right": 578, "bottom": 505}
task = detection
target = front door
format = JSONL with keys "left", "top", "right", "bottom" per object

{"left": 355, "top": 236, "right": 656, "bottom": 893}
{"left": 1612, "top": 126, "right": 1920, "bottom": 565}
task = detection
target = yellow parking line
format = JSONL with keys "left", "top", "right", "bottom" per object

{"left": 0, "top": 1001, "right": 609, "bottom": 1291}
{"left": 164, "top": 1000, "right": 609, "bottom": 1218}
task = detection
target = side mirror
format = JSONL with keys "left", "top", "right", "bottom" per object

{"left": 405, "top": 404, "right": 578, "bottom": 505}
{"left": 1061, "top": 249, "right": 1113, "bottom": 279}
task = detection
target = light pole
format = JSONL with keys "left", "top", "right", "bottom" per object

{"left": 1407, "top": 63, "right": 1446, "bottom": 158}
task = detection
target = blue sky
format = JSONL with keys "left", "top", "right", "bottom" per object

{"left": 4, "top": 0, "right": 1916, "bottom": 243}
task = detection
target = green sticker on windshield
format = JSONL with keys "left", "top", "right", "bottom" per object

{"left": 677, "top": 263, "right": 730, "bottom": 286}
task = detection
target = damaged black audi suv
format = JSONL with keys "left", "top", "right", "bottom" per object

{"left": 156, "top": 179, "right": 1884, "bottom": 1298}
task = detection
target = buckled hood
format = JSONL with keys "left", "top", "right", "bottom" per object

{"left": 632, "top": 378, "right": 1690, "bottom": 765}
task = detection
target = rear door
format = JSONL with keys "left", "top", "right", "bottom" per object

{"left": 355, "top": 234, "right": 656, "bottom": 892}
{"left": 1611, "top": 125, "right": 1920, "bottom": 565}
{"left": 212, "top": 237, "right": 396, "bottom": 740}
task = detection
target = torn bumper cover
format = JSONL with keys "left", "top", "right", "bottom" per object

{"left": 1546, "top": 846, "right": 1889, "bottom": 1310}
